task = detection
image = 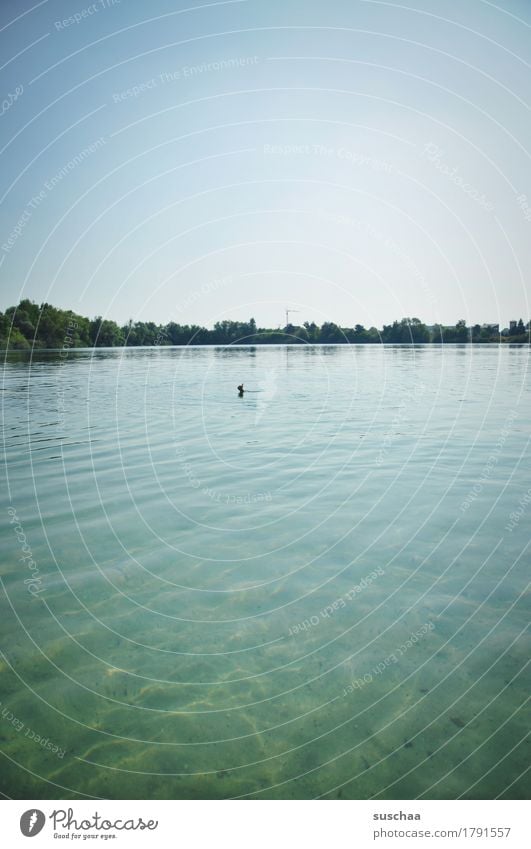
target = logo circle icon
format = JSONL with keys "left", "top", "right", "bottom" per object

{"left": 20, "top": 810, "right": 45, "bottom": 837}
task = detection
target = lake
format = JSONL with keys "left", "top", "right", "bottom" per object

{"left": 1, "top": 344, "right": 529, "bottom": 799}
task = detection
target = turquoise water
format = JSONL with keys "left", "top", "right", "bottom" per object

{"left": 1, "top": 344, "right": 529, "bottom": 799}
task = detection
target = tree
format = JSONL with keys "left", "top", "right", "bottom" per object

{"left": 408, "top": 318, "right": 430, "bottom": 343}
{"left": 1, "top": 324, "right": 30, "bottom": 349}
{"left": 90, "top": 317, "right": 124, "bottom": 347}
{"left": 293, "top": 325, "right": 309, "bottom": 342}
{"left": 304, "top": 321, "right": 320, "bottom": 342}
{"left": 431, "top": 323, "right": 445, "bottom": 343}
{"left": 320, "top": 322, "right": 344, "bottom": 343}
{"left": 36, "top": 304, "right": 67, "bottom": 348}
{"left": 351, "top": 323, "right": 370, "bottom": 342}
{"left": 454, "top": 319, "right": 469, "bottom": 342}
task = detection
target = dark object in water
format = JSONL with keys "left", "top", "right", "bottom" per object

{"left": 237, "top": 383, "right": 244, "bottom": 396}
{"left": 450, "top": 716, "right": 466, "bottom": 728}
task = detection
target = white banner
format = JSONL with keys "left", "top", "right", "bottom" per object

{"left": 0, "top": 799, "right": 526, "bottom": 848}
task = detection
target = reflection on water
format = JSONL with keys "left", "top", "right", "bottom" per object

{"left": 0, "top": 345, "right": 529, "bottom": 799}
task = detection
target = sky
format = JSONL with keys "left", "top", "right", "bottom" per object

{"left": 0, "top": 0, "right": 530, "bottom": 329}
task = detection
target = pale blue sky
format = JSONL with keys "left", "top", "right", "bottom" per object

{"left": 1, "top": 0, "right": 530, "bottom": 328}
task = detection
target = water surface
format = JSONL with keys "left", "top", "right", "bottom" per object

{"left": 1, "top": 344, "right": 529, "bottom": 799}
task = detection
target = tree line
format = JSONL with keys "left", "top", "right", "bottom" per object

{"left": 1, "top": 299, "right": 529, "bottom": 350}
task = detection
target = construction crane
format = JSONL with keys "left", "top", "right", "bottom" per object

{"left": 285, "top": 308, "right": 300, "bottom": 327}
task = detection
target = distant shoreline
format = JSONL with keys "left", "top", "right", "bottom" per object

{"left": 3, "top": 341, "right": 530, "bottom": 355}
{"left": 1, "top": 299, "right": 530, "bottom": 349}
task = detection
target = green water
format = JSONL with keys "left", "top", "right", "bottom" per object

{"left": 1, "top": 344, "right": 529, "bottom": 799}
